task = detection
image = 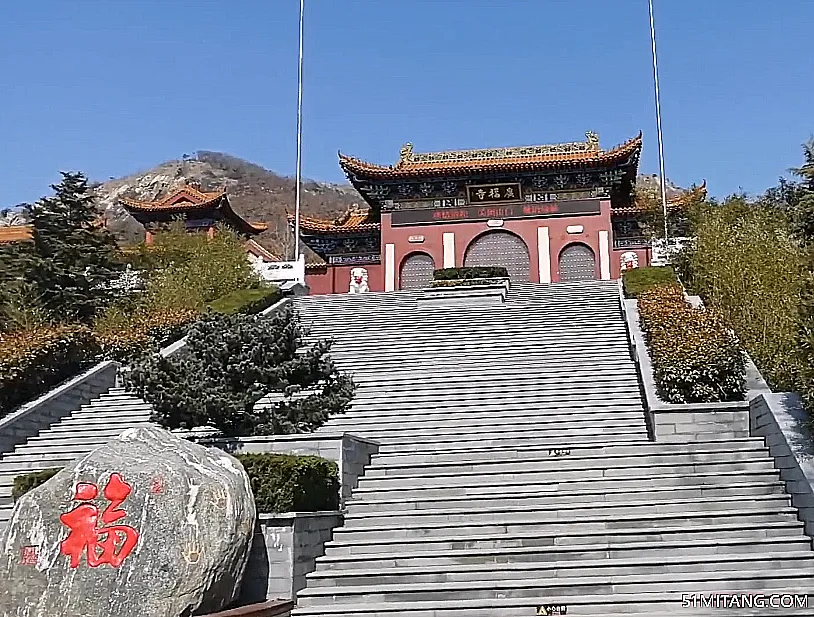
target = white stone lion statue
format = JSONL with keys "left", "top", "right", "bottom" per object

{"left": 620, "top": 251, "right": 639, "bottom": 272}
{"left": 349, "top": 267, "right": 369, "bottom": 294}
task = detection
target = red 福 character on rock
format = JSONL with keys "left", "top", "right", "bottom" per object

{"left": 59, "top": 473, "right": 140, "bottom": 568}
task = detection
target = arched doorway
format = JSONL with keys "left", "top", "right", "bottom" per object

{"left": 463, "top": 231, "right": 530, "bottom": 282}
{"left": 399, "top": 252, "right": 435, "bottom": 290}
{"left": 558, "top": 243, "right": 597, "bottom": 281}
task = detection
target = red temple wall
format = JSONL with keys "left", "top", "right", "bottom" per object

{"left": 381, "top": 200, "right": 614, "bottom": 288}
{"left": 304, "top": 201, "right": 654, "bottom": 293}
{"left": 305, "top": 264, "right": 385, "bottom": 295}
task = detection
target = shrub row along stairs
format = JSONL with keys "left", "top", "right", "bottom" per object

{"left": 0, "top": 390, "right": 155, "bottom": 533}
{"left": 290, "top": 281, "right": 814, "bottom": 616}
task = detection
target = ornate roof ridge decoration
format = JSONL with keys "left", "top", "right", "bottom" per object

{"left": 338, "top": 132, "right": 642, "bottom": 179}
{"left": 0, "top": 224, "right": 34, "bottom": 243}
{"left": 287, "top": 207, "right": 379, "bottom": 234}
{"left": 397, "top": 131, "right": 602, "bottom": 166}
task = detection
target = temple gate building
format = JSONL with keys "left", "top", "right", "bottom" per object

{"left": 294, "top": 131, "right": 703, "bottom": 294}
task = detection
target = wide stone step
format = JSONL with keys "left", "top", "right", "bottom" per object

{"left": 363, "top": 449, "right": 769, "bottom": 477}
{"left": 348, "top": 425, "right": 648, "bottom": 448}
{"left": 358, "top": 433, "right": 652, "bottom": 454}
{"left": 346, "top": 357, "right": 637, "bottom": 378}
{"left": 351, "top": 372, "right": 639, "bottom": 393}
{"left": 306, "top": 551, "right": 814, "bottom": 587}
{"left": 314, "top": 535, "right": 813, "bottom": 571}
{"left": 345, "top": 390, "right": 644, "bottom": 412}
{"left": 326, "top": 340, "right": 632, "bottom": 359}
{"left": 333, "top": 398, "right": 645, "bottom": 421}
{"left": 340, "top": 497, "right": 793, "bottom": 531}
{"left": 292, "top": 589, "right": 813, "bottom": 616}
{"left": 371, "top": 438, "right": 767, "bottom": 465}
{"left": 325, "top": 516, "right": 802, "bottom": 553}
{"left": 346, "top": 481, "right": 786, "bottom": 514}
{"left": 333, "top": 350, "right": 637, "bottom": 372}
{"left": 41, "top": 418, "right": 153, "bottom": 433}
{"left": 295, "top": 568, "right": 814, "bottom": 606}
{"left": 350, "top": 469, "right": 783, "bottom": 500}
{"left": 339, "top": 417, "right": 646, "bottom": 442}
{"left": 351, "top": 381, "right": 642, "bottom": 403}
{"left": 355, "top": 459, "right": 773, "bottom": 490}
{"left": 325, "top": 405, "right": 645, "bottom": 429}
{"left": 23, "top": 428, "right": 158, "bottom": 447}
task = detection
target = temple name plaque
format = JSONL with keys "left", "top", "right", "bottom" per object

{"left": 467, "top": 183, "right": 523, "bottom": 204}
{"left": 390, "top": 198, "right": 602, "bottom": 226}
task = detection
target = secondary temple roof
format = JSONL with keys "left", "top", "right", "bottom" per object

{"left": 339, "top": 132, "right": 643, "bottom": 180}
{"left": 119, "top": 186, "right": 268, "bottom": 235}
{"left": 0, "top": 225, "right": 33, "bottom": 243}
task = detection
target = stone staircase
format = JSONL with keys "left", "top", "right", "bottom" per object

{"left": 0, "top": 389, "right": 154, "bottom": 532}
{"left": 289, "top": 281, "right": 814, "bottom": 616}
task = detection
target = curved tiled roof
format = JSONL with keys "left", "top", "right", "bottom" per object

{"left": 119, "top": 185, "right": 267, "bottom": 235}
{"left": 339, "top": 132, "right": 643, "bottom": 180}
{"left": 0, "top": 224, "right": 33, "bottom": 243}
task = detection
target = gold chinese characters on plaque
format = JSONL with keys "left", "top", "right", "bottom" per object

{"left": 466, "top": 183, "right": 523, "bottom": 205}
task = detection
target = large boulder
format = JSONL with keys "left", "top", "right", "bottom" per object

{"left": 0, "top": 426, "right": 257, "bottom": 617}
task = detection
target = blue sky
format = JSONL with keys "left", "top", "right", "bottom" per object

{"left": 1, "top": 0, "right": 811, "bottom": 206}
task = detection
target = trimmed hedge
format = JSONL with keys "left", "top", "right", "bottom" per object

{"left": 207, "top": 285, "right": 282, "bottom": 315}
{"left": 12, "top": 467, "right": 61, "bottom": 501}
{"left": 433, "top": 267, "right": 509, "bottom": 281}
{"left": 237, "top": 453, "right": 339, "bottom": 513}
{"left": 0, "top": 326, "right": 100, "bottom": 417}
{"left": 638, "top": 284, "right": 746, "bottom": 403}
{"left": 430, "top": 278, "right": 507, "bottom": 288}
{"left": 622, "top": 266, "right": 678, "bottom": 298}
{"left": 13, "top": 453, "right": 340, "bottom": 514}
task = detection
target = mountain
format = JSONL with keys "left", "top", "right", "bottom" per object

{"left": 94, "top": 151, "right": 364, "bottom": 256}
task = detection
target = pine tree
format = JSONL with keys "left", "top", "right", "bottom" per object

{"left": 124, "top": 305, "right": 356, "bottom": 437}
{"left": 24, "top": 172, "right": 122, "bottom": 323}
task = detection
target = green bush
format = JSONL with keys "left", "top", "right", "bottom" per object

{"left": 13, "top": 453, "right": 339, "bottom": 513}
{"left": 237, "top": 453, "right": 339, "bottom": 513}
{"left": 433, "top": 267, "right": 509, "bottom": 281}
{"left": 12, "top": 468, "right": 61, "bottom": 501}
{"left": 638, "top": 284, "right": 746, "bottom": 403}
{"left": 622, "top": 266, "right": 678, "bottom": 298}
{"left": 0, "top": 326, "right": 100, "bottom": 418}
{"left": 207, "top": 285, "right": 282, "bottom": 315}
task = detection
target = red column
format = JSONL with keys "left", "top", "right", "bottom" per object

{"left": 145, "top": 230, "right": 154, "bottom": 245}
{"left": 207, "top": 226, "right": 215, "bottom": 240}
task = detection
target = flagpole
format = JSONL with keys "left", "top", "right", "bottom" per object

{"left": 648, "top": 0, "right": 669, "bottom": 244}
{"left": 293, "top": 0, "right": 305, "bottom": 262}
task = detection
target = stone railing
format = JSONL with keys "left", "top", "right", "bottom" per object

{"left": 0, "top": 361, "right": 119, "bottom": 456}
{"left": 750, "top": 393, "right": 814, "bottom": 538}
{"left": 199, "top": 600, "right": 294, "bottom": 617}
{"left": 620, "top": 280, "right": 814, "bottom": 541}
{"left": 240, "top": 511, "right": 343, "bottom": 604}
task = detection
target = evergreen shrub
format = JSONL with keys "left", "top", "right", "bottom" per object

{"left": 236, "top": 453, "right": 340, "bottom": 513}
{"left": 622, "top": 266, "right": 678, "bottom": 298}
{"left": 638, "top": 284, "right": 746, "bottom": 403}
{"left": 13, "top": 453, "right": 340, "bottom": 514}
{"left": 433, "top": 267, "right": 509, "bottom": 281}
{"left": 12, "top": 468, "right": 61, "bottom": 501}
{"left": 0, "top": 326, "right": 99, "bottom": 417}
